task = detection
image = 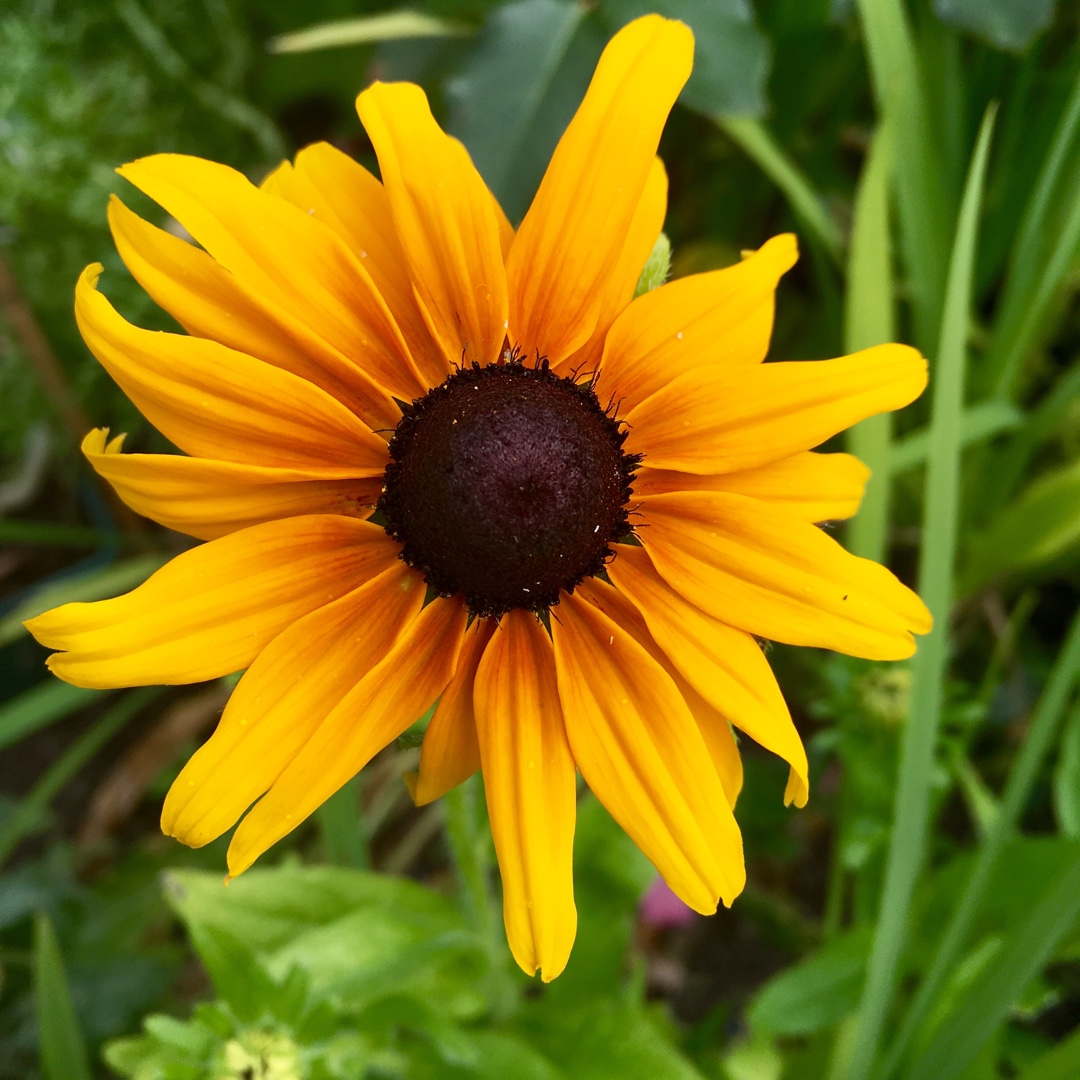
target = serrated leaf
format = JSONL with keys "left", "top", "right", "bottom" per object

{"left": 933, "top": 0, "right": 1055, "bottom": 52}
{"left": 599, "top": 0, "right": 770, "bottom": 117}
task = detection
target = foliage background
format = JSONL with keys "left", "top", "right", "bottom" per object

{"left": 2, "top": 0, "right": 1080, "bottom": 1077}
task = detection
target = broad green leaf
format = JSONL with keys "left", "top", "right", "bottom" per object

{"left": 963, "top": 457, "right": 1080, "bottom": 590}
{"left": 600, "top": 0, "right": 770, "bottom": 117}
{"left": 748, "top": 929, "right": 870, "bottom": 1036}
{"left": 933, "top": 0, "right": 1056, "bottom": 52}
{"left": 34, "top": 913, "right": 92, "bottom": 1080}
{"left": 906, "top": 844, "right": 1080, "bottom": 1080}
{"left": 0, "top": 554, "right": 168, "bottom": 647}
{"left": 0, "top": 681, "right": 102, "bottom": 754}
{"left": 269, "top": 10, "right": 471, "bottom": 54}
{"left": 1054, "top": 702, "right": 1080, "bottom": 839}
{"left": 446, "top": 0, "right": 594, "bottom": 221}
{"left": 1016, "top": 1025, "right": 1080, "bottom": 1080}
{"left": 634, "top": 233, "right": 672, "bottom": 298}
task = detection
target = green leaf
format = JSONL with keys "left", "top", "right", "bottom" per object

{"left": 600, "top": 0, "right": 770, "bottom": 117}
{"left": 634, "top": 233, "right": 672, "bottom": 298}
{"left": 446, "top": 0, "right": 593, "bottom": 220}
{"left": 0, "top": 554, "right": 168, "bottom": 647}
{"left": 906, "top": 844, "right": 1080, "bottom": 1080}
{"left": 963, "top": 457, "right": 1080, "bottom": 590}
{"left": 34, "top": 912, "right": 92, "bottom": 1080}
{"left": 0, "top": 681, "right": 103, "bottom": 754}
{"left": 888, "top": 400, "right": 1024, "bottom": 474}
{"left": 748, "top": 929, "right": 871, "bottom": 1037}
{"left": 1054, "top": 702, "right": 1080, "bottom": 839}
{"left": 932, "top": 0, "right": 1056, "bottom": 52}
{"left": 269, "top": 10, "right": 471, "bottom": 54}
{"left": 1016, "top": 1025, "right": 1080, "bottom": 1080}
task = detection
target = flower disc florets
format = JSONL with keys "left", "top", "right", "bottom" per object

{"left": 379, "top": 358, "right": 639, "bottom": 617}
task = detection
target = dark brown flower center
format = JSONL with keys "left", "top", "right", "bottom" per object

{"left": 378, "top": 359, "right": 638, "bottom": 618}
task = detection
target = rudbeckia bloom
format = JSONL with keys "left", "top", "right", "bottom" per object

{"left": 26, "top": 15, "right": 931, "bottom": 980}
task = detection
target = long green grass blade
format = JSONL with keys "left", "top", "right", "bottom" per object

{"left": 0, "top": 687, "right": 160, "bottom": 866}
{"left": 269, "top": 10, "right": 471, "bottom": 54}
{"left": 889, "top": 400, "right": 1022, "bottom": 474}
{"left": 853, "top": 0, "right": 950, "bottom": 351}
{"left": 906, "top": 844, "right": 1080, "bottom": 1080}
{"left": 845, "top": 123, "right": 895, "bottom": 564}
{"left": 34, "top": 913, "right": 92, "bottom": 1080}
{"left": 844, "top": 105, "right": 997, "bottom": 1080}
{"left": 881, "top": 609, "right": 1080, "bottom": 1078}
{"left": 717, "top": 115, "right": 843, "bottom": 265}
{"left": 0, "top": 682, "right": 104, "bottom": 754}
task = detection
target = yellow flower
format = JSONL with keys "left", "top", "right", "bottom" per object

{"left": 25, "top": 15, "right": 930, "bottom": 981}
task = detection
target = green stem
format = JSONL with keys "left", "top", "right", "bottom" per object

{"left": 880, "top": 608, "right": 1080, "bottom": 1078}
{"left": 844, "top": 106, "right": 997, "bottom": 1080}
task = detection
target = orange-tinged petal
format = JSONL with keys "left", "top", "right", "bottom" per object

{"left": 598, "top": 235, "right": 797, "bottom": 410}
{"left": 474, "top": 611, "right": 577, "bottom": 981}
{"left": 227, "top": 597, "right": 468, "bottom": 876}
{"left": 107, "top": 197, "right": 397, "bottom": 430}
{"left": 76, "top": 266, "right": 388, "bottom": 474}
{"left": 25, "top": 516, "right": 402, "bottom": 689}
{"left": 410, "top": 618, "right": 494, "bottom": 806}
{"left": 624, "top": 345, "right": 928, "bottom": 474}
{"left": 551, "top": 588, "right": 744, "bottom": 912}
{"left": 573, "top": 576, "right": 746, "bottom": 808}
{"left": 607, "top": 543, "right": 808, "bottom": 805}
{"left": 163, "top": 562, "right": 423, "bottom": 847}
{"left": 507, "top": 16, "right": 693, "bottom": 364}
{"left": 632, "top": 452, "right": 870, "bottom": 523}
{"left": 638, "top": 490, "right": 933, "bottom": 662}
{"left": 357, "top": 82, "right": 508, "bottom": 370}
{"left": 552, "top": 156, "right": 668, "bottom": 377}
{"left": 259, "top": 145, "right": 446, "bottom": 389}
{"left": 117, "top": 153, "right": 428, "bottom": 402}
{"left": 83, "top": 429, "right": 381, "bottom": 541}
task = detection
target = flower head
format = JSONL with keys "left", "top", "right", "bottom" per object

{"left": 25, "top": 15, "right": 930, "bottom": 980}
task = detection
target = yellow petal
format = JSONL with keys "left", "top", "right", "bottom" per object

{"left": 597, "top": 235, "right": 797, "bottom": 410}
{"left": 474, "top": 611, "right": 577, "bottom": 981}
{"left": 107, "top": 196, "right": 397, "bottom": 430}
{"left": 507, "top": 16, "right": 693, "bottom": 364}
{"left": 227, "top": 597, "right": 468, "bottom": 876}
{"left": 163, "top": 562, "right": 424, "bottom": 847}
{"left": 606, "top": 543, "right": 808, "bottom": 805}
{"left": 552, "top": 156, "right": 668, "bottom": 377}
{"left": 551, "top": 588, "right": 744, "bottom": 912}
{"left": 357, "top": 82, "right": 509, "bottom": 370}
{"left": 573, "top": 576, "right": 746, "bottom": 808}
{"left": 83, "top": 429, "right": 381, "bottom": 541}
{"left": 638, "top": 490, "right": 933, "bottom": 661}
{"left": 411, "top": 618, "right": 494, "bottom": 806}
{"left": 624, "top": 344, "right": 928, "bottom": 474}
{"left": 259, "top": 144, "right": 447, "bottom": 390}
{"left": 25, "top": 515, "right": 400, "bottom": 689}
{"left": 632, "top": 452, "right": 870, "bottom": 523}
{"left": 117, "top": 153, "right": 428, "bottom": 402}
{"left": 76, "top": 266, "right": 388, "bottom": 474}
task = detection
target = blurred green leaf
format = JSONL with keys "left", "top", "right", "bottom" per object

{"left": 0, "top": 681, "right": 103, "bottom": 753}
{"left": 933, "top": 0, "right": 1056, "bottom": 52}
{"left": 748, "top": 929, "right": 870, "bottom": 1037}
{"left": 889, "top": 400, "right": 1023, "bottom": 474}
{"left": 1053, "top": 701, "right": 1080, "bottom": 839}
{"left": 964, "top": 457, "right": 1080, "bottom": 590}
{"left": 33, "top": 912, "right": 92, "bottom": 1080}
{"left": 600, "top": 0, "right": 770, "bottom": 117}
{"left": 634, "top": 233, "right": 672, "bottom": 297}
{"left": 446, "top": 0, "right": 593, "bottom": 221}
{"left": 0, "top": 555, "right": 168, "bottom": 647}
{"left": 269, "top": 10, "right": 472, "bottom": 54}
{"left": 1016, "top": 1025, "right": 1080, "bottom": 1080}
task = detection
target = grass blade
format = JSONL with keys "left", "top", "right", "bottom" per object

{"left": 269, "top": 10, "right": 471, "bottom": 54}
{"left": 0, "top": 682, "right": 105, "bottom": 754}
{"left": 844, "top": 105, "right": 998, "bottom": 1080}
{"left": 845, "top": 123, "right": 896, "bottom": 564}
{"left": 34, "top": 912, "right": 92, "bottom": 1080}
{"left": 316, "top": 776, "right": 369, "bottom": 869}
{"left": 717, "top": 115, "right": 843, "bottom": 265}
{"left": 881, "top": 609, "right": 1080, "bottom": 1077}
{"left": 906, "top": 844, "right": 1080, "bottom": 1080}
